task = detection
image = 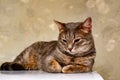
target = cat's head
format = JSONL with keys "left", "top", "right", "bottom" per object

{"left": 55, "top": 17, "right": 95, "bottom": 57}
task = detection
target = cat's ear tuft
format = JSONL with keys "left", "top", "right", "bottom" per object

{"left": 54, "top": 20, "right": 65, "bottom": 32}
{"left": 81, "top": 17, "right": 92, "bottom": 33}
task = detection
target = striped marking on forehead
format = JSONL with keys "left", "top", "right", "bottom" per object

{"left": 65, "top": 29, "right": 75, "bottom": 40}
{"left": 65, "top": 23, "right": 81, "bottom": 39}
{"left": 60, "top": 22, "right": 82, "bottom": 39}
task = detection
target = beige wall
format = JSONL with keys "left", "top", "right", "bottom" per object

{"left": 0, "top": 0, "right": 120, "bottom": 80}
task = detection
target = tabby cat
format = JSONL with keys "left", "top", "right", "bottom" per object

{"left": 0, "top": 17, "right": 96, "bottom": 73}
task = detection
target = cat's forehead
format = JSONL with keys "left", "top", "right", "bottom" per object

{"left": 65, "top": 22, "right": 82, "bottom": 30}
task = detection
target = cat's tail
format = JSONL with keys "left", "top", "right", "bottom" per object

{"left": 0, "top": 62, "right": 25, "bottom": 71}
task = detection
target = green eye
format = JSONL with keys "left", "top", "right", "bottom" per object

{"left": 63, "top": 39, "right": 67, "bottom": 42}
{"left": 74, "top": 39, "right": 80, "bottom": 43}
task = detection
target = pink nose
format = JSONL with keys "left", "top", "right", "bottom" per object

{"left": 68, "top": 48, "right": 72, "bottom": 51}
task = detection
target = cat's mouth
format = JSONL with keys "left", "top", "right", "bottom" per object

{"left": 67, "top": 50, "right": 76, "bottom": 55}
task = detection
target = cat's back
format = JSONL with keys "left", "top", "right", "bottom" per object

{"left": 36, "top": 40, "right": 57, "bottom": 49}
{"left": 29, "top": 40, "right": 57, "bottom": 55}
{"left": 14, "top": 40, "right": 57, "bottom": 62}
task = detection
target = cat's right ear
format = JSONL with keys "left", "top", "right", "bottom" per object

{"left": 54, "top": 20, "right": 65, "bottom": 32}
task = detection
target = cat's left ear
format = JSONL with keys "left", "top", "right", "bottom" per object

{"left": 81, "top": 17, "right": 92, "bottom": 33}
{"left": 54, "top": 20, "right": 65, "bottom": 32}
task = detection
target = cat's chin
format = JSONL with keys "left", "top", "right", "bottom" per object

{"left": 66, "top": 50, "right": 88, "bottom": 57}
{"left": 67, "top": 51, "right": 77, "bottom": 55}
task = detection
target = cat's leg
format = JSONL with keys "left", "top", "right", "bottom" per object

{"left": 62, "top": 65, "right": 92, "bottom": 73}
{"left": 0, "top": 62, "right": 25, "bottom": 71}
{"left": 62, "top": 56, "right": 95, "bottom": 73}
{"left": 43, "top": 56, "right": 62, "bottom": 73}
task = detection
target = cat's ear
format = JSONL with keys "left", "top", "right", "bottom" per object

{"left": 54, "top": 20, "right": 65, "bottom": 32}
{"left": 81, "top": 17, "right": 92, "bottom": 33}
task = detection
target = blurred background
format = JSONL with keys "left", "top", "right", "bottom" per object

{"left": 0, "top": 0, "right": 120, "bottom": 80}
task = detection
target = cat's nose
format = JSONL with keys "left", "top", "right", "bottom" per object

{"left": 68, "top": 48, "right": 72, "bottom": 52}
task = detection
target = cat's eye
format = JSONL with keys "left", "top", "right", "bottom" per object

{"left": 74, "top": 39, "right": 80, "bottom": 43}
{"left": 62, "top": 39, "right": 67, "bottom": 43}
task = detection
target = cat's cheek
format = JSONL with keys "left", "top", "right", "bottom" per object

{"left": 71, "top": 48, "right": 77, "bottom": 53}
{"left": 76, "top": 45, "right": 90, "bottom": 53}
{"left": 59, "top": 42, "right": 67, "bottom": 51}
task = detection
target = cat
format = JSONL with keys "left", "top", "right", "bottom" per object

{"left": 0, "top": 17, "right": 96, "bottom": 73}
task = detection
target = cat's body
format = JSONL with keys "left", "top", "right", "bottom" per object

{"left": 0, "top": 17, "right": 96, "bottom": 73}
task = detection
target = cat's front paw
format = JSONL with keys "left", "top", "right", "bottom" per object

{"left": 62, "top": 65, "right": 90, "bottom": 73}
{"left": 49, "top": 60, "right": 62, "bottom": 72}
{"left": 46, "top": 57, "right": 62, "bottom": 73}
{"left": 62, "top": 65, "right": 76, "bottom": 73}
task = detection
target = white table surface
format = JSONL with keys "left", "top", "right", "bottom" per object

{"left": 0, "top": 71, "right": 104, "bottom": 80}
